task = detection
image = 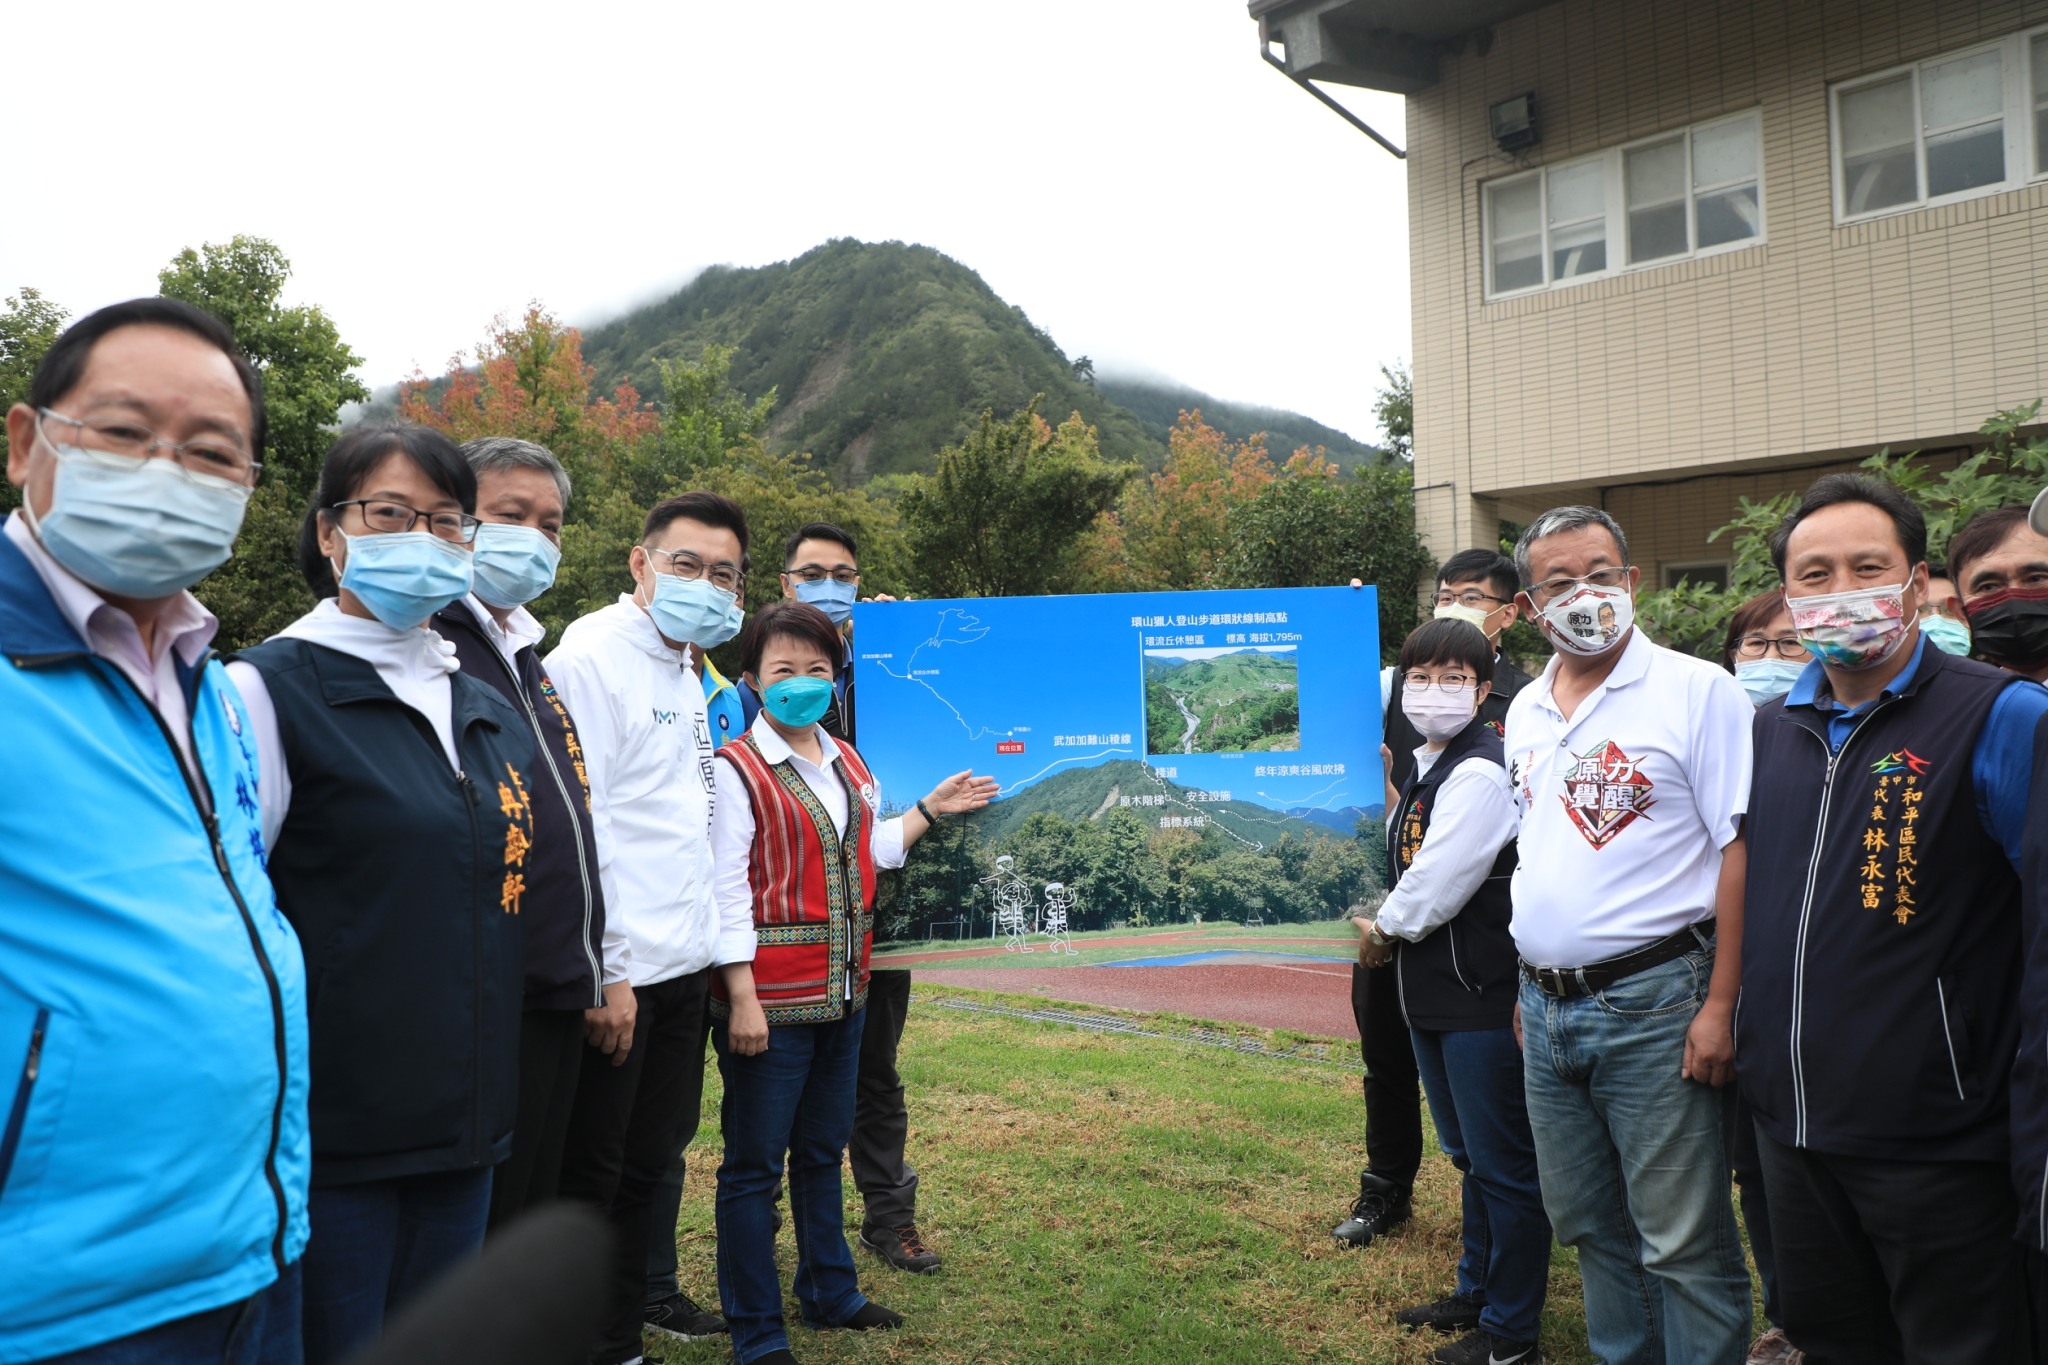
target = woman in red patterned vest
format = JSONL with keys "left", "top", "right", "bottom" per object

{"left": 708, "top": 601, "right": 994, "bottom": 1365}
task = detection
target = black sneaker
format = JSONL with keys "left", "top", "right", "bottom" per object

{"left": 1427, "top": 1329, "right": 1540, "bottom": 1365}
{"left": 1332, "top": 1170, "right": 1412, "bottom": 1248}
{"left": 642, "top": 1290, "right": 728, "bottom": 1340}
{"left": 860, "top": 1222, "right": 942, "bottom": 1274}
{"left": 1397, "top": 1291, "right": 1485, "bottom": 1334}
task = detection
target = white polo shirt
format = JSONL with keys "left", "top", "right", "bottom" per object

{"left": 1504, "top": 628, "right": 1752, "bottom": 968}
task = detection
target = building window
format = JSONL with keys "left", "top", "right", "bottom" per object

{"left": 1483, "top": 111, "right": 1762, "bottom": 299}
{"left": 1832, "top": 28, "right": 2048, "bottom": 223}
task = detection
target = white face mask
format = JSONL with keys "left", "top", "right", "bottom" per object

{"left": 1401, "top": 683, "right": 1479, "bottom": 743}
{"left": 1538, "top": 583, "right": 1633, "bottom": 656}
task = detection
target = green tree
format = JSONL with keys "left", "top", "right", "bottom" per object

{"left": 900, "top": 401, "right": 1133, "bottom": 598}
{"left": 1371, "top": 361, "right": 1413, "bottom": 462}
{"left": 1219, "top": 452, "right": 1436, "bottom": 663}
{"left": 0, "top": 288, "right": 70, "bottom": 515}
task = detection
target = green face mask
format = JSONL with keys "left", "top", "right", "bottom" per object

{"left": 1920, "top": 613, "right": 1971, "bottom": 657}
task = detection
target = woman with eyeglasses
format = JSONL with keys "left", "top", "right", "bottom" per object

{"left": 1355, "top": 618, "right": 1549, "bottom": 1365}
{"left": 224, "top": 425, "right": 535, "bottom": 1363}
{"left": 1722, "top": 589, "right": 1814, "bottom": 707}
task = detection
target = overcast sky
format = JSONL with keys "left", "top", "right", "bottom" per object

{"left": 5, "top": 1, "right": 1409, "bottom": 442}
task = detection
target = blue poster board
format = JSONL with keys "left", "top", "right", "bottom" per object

{"left": 854, "top": 586, "right": 1383, "bottom": 943}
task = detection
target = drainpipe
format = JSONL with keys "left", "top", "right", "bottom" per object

{"left": 1259, "top": 17, "right": 1406, "bottom": 159}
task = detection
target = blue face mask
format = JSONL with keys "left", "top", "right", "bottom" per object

{"left": 1920, "top": 613, "right": 1972, "bottom": 657}
{"left": 647, "top": 573, "right": 744, "bottom": 648}
{"left": 27, "top": 443, "right": 248, "bottom": 598}
{"left": 335, "top": 529, "right": 474, "bottom": 631}
{"left": 759, "top": 675, "right": 836, "bottom": 728}
{"left": 471, "top": 523, "right": 561, "bottom": 608}
{"left": 794, "top": 577, "right": 858, "bottom": 626}
{"left": 1734, "top": 658, "right": 1805, "bottom": 707}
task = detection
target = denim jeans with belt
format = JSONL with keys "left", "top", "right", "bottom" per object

{"left": 713, "top": 1008, "right": 869, "bottom": 1365}
{"left": 1519, "top": 946, "right": 1750, "bottom": 1365}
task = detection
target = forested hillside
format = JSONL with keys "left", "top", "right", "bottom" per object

{"left": 1096, "top": 376, "right": 1382, "bottom": 471}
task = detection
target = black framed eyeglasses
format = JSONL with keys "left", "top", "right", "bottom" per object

{"left": 329, "top": 499, "right": 481, "bottom": 543}
{"left": 784, "top": 566, "right": 860, "bottom": 586}
{"left": 1433, "top": 588, "right": 1507, "bottom": 609}
{"left": 1734, "top": 634, "right": 1810, "bottom": 661}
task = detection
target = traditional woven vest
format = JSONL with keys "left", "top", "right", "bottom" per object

{"left": 710, "top": 732, "right": 879, "bottom": 1025}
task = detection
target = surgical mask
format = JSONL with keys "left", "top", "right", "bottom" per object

{"left": 1538, "top": 584, "right": 1633, "bottom": 656}
{"left": 25, "top": 443, "right": 248, "bottom": 598}
{"left": 333, "top": 529, "right": 474, "bottom": 631}
{"left": 647, "top": 573, "right": 744, "bottom": 648}
{"left": 795, "top": 576, "right": 858, "bottom": 626}
{"left": 1786, "top": 582, "right": 1910, "bottom": 670}
{"left": 1734, "top": 658, "right": 1804, "bottom": 707}
{"left": 760, "top": 675, "right": 835, "bottom": 728}
{"left": 470, "top": 523, "right": 560, "bottom": 608}
{"left": 1433, "top": 602, "right": 1492, "bottom": 632}
{"left": 1964, "top": 587, "right": 2048, "bottom": 670}
{"left": 1400, "top": 683, "right": 1479, "bottom": 743}
{"left": 1918, "top": 613, "right": 1972, "bottom": 658}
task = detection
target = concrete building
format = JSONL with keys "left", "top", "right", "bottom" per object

{"left": 1252, "top": 0, "right": 2048, "bottom": 584}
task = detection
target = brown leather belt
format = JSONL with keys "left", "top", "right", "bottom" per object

{"left": 1521, "top": 918, "right": 1716, "bottom": 999}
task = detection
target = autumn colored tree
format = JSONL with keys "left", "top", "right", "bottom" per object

{"left": 1079, "top": 410, "right": 1275, "bottom": 591}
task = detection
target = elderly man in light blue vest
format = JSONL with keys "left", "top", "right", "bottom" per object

{"left": 0, "top": 298, "right": 309, "bottom": 1364}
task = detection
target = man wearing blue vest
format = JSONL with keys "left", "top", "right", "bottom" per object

{"left": 1740, "top": 473, "right": 2047, "bottom": 1364}
{"left": 0, "top": 298, "right": 310, "bottom": 1363}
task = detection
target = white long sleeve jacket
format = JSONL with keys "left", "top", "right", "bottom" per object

{"left": 544, "top": 597, "right": 724, "bottom": 988}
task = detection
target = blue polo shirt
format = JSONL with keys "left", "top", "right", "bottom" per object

{"left": 1786, "top": 634, "right": 2048, "bottom": 868}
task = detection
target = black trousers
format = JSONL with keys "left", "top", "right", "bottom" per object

{"left": 1725, "top": 1088, "right": 1781, "bottom": 1328}
{"left": 1756, "top": 1128, "right": 2028, "bottom": 1365}
{"left": 557, "top": 969, "right": 713, "bottom": 1365}
{"left": 1351, "top": 961, "right": 1422, "bottom": 1191}
{"left": 850, "top": 968, "right": 919, "bottom": 1229}
{"left": 485, "top": 1007, "right": 586, "bottom": 1234}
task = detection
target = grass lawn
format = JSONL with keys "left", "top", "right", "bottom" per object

{"left": 646, "top": 985, "right": 1620, "bottom": 1365}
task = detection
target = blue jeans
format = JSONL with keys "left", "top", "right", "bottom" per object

{"left": 1520, "top": 949, "right": 1750, "bottom": 1365}
{"left": 713, "top": 1009, "right": 868, "bottom": 1365}
{"left": 300, "top": 1168, "right": 494, "bottom": 1364}
{"left": 1411, "top": 1024, "right": 1552, "bottom": 1343}
{"left": 37, "top": 1261, "right": 301, "bottom": 1365}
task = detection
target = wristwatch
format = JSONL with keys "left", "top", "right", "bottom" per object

{"left": 1368, "top": 923, "right": 1393, "bottom": 949}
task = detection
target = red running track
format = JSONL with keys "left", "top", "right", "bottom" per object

{"left": 914, "top": 961, "right": 1356, "bottom": 1039}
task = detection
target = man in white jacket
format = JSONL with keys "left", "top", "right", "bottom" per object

{"left": 549, "top": 491, "right": 752, "bottom": 1365}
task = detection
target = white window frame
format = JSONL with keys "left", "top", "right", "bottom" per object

{"left": 1481, "top": 109, "right": 1766, "bottom": 302}
{"left": 1829, "top": 27, "right": 2048, "bottom": 225}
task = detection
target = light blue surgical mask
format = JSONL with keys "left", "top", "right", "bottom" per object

{"left": 760, "top": 675, "right": 835, "bottom": 728}
{"left": 471, "top": 523, "right": 561, "bottom": 608}
{"left": 648, "top": 573, "right": 744, "bottom": 648}
{"left": 794, "top": 577, "right": 858, "bottom": 626}
{"left": 335, "top": 529, "right": 474, "bottom": 631}
{"left": 26, "top": 443, "right": 249, "bottom": 598}
{"left": 1734, "top": 658, "right": 1805, "bottom": 707}
{"left": 1920, "top": 613, "right": 1972, "bottom": 657}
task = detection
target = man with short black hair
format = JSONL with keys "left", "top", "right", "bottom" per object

{"left": 1505, "top": 504, "right": 1754, "bottom": 1364}
{"left": 1741, "top": 472, "right": 2044, "bottom": 1364}
{"left": 1, "top": 299, "right": 310, "bottom": 1363}
{"left": 1948, "top": 505, "right": 2048, "bottom": 683}
{"left": 1337, "top": 548, "right": 1536, "bottom": 1251}
{"left": 549, "top": 492, "right": 754, "bottom": 1364}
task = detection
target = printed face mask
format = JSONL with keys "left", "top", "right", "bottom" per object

{"left": 1400, "top": 683, "right": 1479, "bottom": 743}
{"left": 1963, "top": 586, "right": 2048, "bottom": 670}
{"left": 27, "top": 443, "right": 249, "bottom": 598}
{"left": 760, "top": 675, "right": 835, "bottom": 728}
{"left": 1785, "top": 582, "right": 1910, "bottom": 670}
{"left": 470, "top": 523, "right": 560, "bottom": 608}
{"left": 795, "top": 577, "right": 858, "bottom": 626}
{"left": 334, "top": 529, "right": 474, "bottom": 631}
{"left": 1538, "top": 583, "right": 1632, "bottom": 656}
{"left": 1918, "top": 613, "right": 1972, "bottom": 658}
{"left": 646, "top": 573, "right": 744, "bottom": 648}
{"left": 1433, "top": 602, "right": 1492, "bottom": 632}
{"left": 1734, "top": 658, "right": 1805, "bottom": 707}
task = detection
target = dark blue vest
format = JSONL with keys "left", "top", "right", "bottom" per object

{"left": 1739, "top": 645, "right": 2022, "bottom": 1163}
{"left": 236, "top": 637, "right": 533, "bottom": 1187}
{"left": 1387, "top": 718, "right": 1519, "bottom": 1031}
{"left": 2012, "top": 708, "right": 2048, "bottom": 1247}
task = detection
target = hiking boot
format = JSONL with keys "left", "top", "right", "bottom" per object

{"left": 860, "top": 1222, "right": 942, "bottom": 1273}
{"left": 642, "top": 1290, "right": 727, "bottom": 1340}
{"left": 1746, "top": 1327, "right": 1804, "bottom": 1364}
{"left": 1396, "top": 1291, "right": 1485, "bottom": 1334}
{"left": 804, "top": 1301, "right": 904, "bottom": 1331}
{"left": 1332, "top": 1170, "right": 1411, "bottom": 1247}
{"left": 1427, "top": 1329, "right": 1540, "bottom": 1365}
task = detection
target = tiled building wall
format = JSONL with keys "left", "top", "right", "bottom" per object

{"left": 1407, "top": 0, "right": 2048, "bottom": 560}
